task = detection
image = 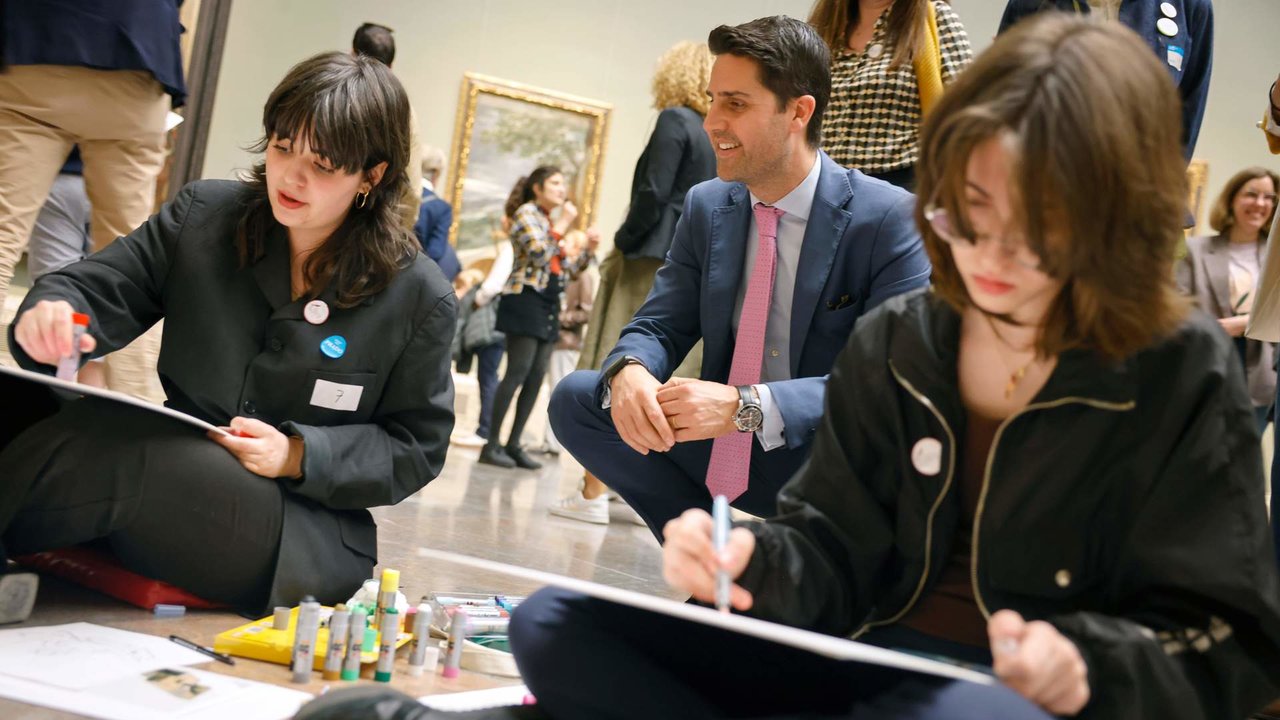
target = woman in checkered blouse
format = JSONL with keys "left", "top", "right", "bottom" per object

{"left": 808, "top": 0, "right": 973, "bottom": 190}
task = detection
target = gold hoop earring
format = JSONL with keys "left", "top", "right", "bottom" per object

{"left": 355, "top": 191, "right": 369, "bottom": 209}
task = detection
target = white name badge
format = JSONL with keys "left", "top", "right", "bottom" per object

{"left": 310, "top": 378, "right": 363, "bottom": 411}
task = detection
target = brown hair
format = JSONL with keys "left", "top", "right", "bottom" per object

{"left": 1208, "top": 167, "right": 1280, "bottom": 239}
{"left": 915, "top": 14, "right": 1189, "bottom": 361}
{"left": 236, "top": 51, "right": 416, "bottom": 308}
{"left": 807, "top": 0, "right": 936, "bottom": 68}
{"left": 652, "top": 41, "right": 714, "bottom": 115}
{"left": 708, "top": 16, "right": 831, "bottom": 148}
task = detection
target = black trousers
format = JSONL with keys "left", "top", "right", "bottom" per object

{"left": 0, "top": 377, "right": 285, "bottom": 611}
{"left": 489, "top": 333, "right": 555, "bottom": 449}
{"left": 509, "top": 587, "right": 1054, "bottom": 720}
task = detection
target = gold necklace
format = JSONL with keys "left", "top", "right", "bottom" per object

{"left": 984, "top": 315, "right": 1037, "bottom": 399}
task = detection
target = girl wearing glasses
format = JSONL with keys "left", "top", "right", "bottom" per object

{"left": 1178, "top": 167, "right": 1279, "bottom": 434}
{"left": 510, "top": 15, "right": 1280, "bottom": 720}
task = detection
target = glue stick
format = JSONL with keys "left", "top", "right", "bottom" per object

{"left": 374, "top": 607, "right": 398, "bottom": 682}
{"left": 291, "top": 596, "right": 321, "bottom": 683}
{"left": 407, "top": 599, "right": 431, "bottom": 676}
{"left": 442, "top": 609, "right": 467, "bottom": 679}
{"left": 375, "top": 568, "right": 399, "bottom": 630}
{"left": 55, "top": 313, "right": 90, "bottom": 381}
{"left": 322, "top": 604, "right": 349, "bottom": 681}
{"left": 341, "top": 609, "right": 367, "bottom": 681}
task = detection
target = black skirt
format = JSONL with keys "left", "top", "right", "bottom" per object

{"left": 496, "top": 280, "right": 561, "bottom": 343}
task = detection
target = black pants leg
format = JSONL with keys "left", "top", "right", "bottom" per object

{"left": 489, "top": 334, "right": 538, "bottom": 448}
{"left": 510, "top": 588, "right": 1056, "bottom": 720}
{"left": 506, "top": 337, "right": 553, "bottom": 450}
{"left": 0, "top": 386, "right": 283, "bottom": 610}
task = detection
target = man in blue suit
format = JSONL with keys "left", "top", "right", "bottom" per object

{"left": 548, "top": 15, "right": 931, "bottom": 540}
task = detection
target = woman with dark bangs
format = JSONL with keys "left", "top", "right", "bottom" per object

{"left": 501, "top": 15, "right": 1280, "bottom": 720}
{"left": 0, "top": 51, "right": 455, "bottom": 616}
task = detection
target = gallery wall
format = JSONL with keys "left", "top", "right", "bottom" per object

{"left": 202, "top": 0, "right": 1280, "bottom": 248}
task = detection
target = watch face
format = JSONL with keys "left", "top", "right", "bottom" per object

{"left": 735, "top": 405, "right": 764, "bottom": 432}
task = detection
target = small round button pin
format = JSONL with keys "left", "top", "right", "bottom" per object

{"left": 1160, "top": 2, "right": 1177, "bottom": 18}
{"left": 304, "top": 299, "right": 330, "bottom": 325}
{"left": 1156, "top": 18, "right": 1178, "bottom": 37}
{"left": 911, "top": 438, "right": 943, "bottom": 476}
{"left": 320, "top": 335, "right": 347, "bottom": 359}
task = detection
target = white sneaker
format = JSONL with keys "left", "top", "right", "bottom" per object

{"left": 548, "top": 492, "right": 610, "bottom": 525}
{"left": 451, "top": 432, "right": 487, "bottom": 449}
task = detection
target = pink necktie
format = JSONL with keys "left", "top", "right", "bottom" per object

{"left": 705, "top": 203, "right": 784, "bottom": 502}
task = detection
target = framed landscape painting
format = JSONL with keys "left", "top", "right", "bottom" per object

{"left": 446, "top": 73, "right": 612, "bottom": 252}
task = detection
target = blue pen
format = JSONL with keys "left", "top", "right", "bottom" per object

{"left": 712, "top": 495, "right": 731, "bottom": 614}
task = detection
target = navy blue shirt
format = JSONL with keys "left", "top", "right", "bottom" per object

{"left": 3, "top": 0, "right": 187, "bottom": 107}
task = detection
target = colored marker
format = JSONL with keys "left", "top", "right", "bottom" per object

{"left": 408, "top": 600, "right": 432, "bottom": 676}
{"left": 169, "top": 635, "right": 234, "bottom": 666}
{"left": 466, "top": 617, "right": 510, "bottom": 635}
{"left": 431, "top": 593, "right": 498, "bottom": 607}
{"left": 375, "top": 568, "right": 400, "bottom": 631}
{"left": 442, "top": 610, "right": 467, "bottom": 679}
{"left": 322, "top": 604, "right": 349, "bottom": 681}
{"left": 341, "top": 609, "right": 367, "bottom": 681}
{"left": 292, "top": 596, "right": 321, "bottom": 683}
{"left": 272, "top": 606, "right": 291, "bottom": 631}
{"left": 712, "top": 495, "right": 731, "bottom": 614}
{"left": 55, "top": 313, "right": 90, "bottom": 381}
{"left": 374, "top": 607, "right": 398, "bottom": 682}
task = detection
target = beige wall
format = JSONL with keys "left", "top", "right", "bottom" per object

{"left": 203, "top": 0, "right": 1280, "bottom": 240}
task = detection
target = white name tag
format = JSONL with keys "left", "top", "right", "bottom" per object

{"left": 310, "top": 379, "right": 363, "bottom": 411}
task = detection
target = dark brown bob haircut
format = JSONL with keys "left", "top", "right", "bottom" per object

{"left": 708, "top": 16, "right": 831, "bottom": 148}
{"left": 1208, "top": 167, "right": 1280, "bottom": 240}
{"left": 236, "top": 51, "right": 415, "bottom": 308}
{"left": 915, "top": 14, "right": 1188, "bottom": 361}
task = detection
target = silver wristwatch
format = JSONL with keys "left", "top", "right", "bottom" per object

{"left": 732, "top": 385, "right": 764, "bottom": 433}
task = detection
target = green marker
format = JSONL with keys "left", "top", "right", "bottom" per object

{"left": 340, "top": 609, "right": 367, "bottom": 681}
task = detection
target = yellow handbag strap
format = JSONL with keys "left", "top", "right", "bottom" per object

{"left": 913, "top": 1, "right": 944, "bottom": 118}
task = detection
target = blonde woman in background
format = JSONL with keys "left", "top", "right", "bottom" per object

{"left": 1178, "top": 167, "right": 1279, "bottom": 434}
{"left": 550, "top": 41, "right": 716, "bottom": 525}
{"left": 809, "top": 0, "right": 972, "bottom": 189}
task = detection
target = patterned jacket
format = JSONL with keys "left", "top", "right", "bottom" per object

{"left": 503, "top": 201, "right": 592, "bottom": 295}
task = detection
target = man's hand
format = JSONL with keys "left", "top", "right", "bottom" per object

{"left": 1219, "top": 315, "right": 1249, "bottom": 337}
{"left": 209, "top": 417, "right": 305, "bottom": 479}
{"left": 662, "top": 508, "right": 756, "bottom": 611}
{"left": 610, "top": 364, "right": 675, "bottom": 455}
{"left": 656, "top": 377, "right": 741, "bottom": 442}
{"left": 989, "top": 610, "right": 1091, "bottom": 716}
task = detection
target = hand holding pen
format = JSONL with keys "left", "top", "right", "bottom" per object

{"left": 661, "top": 506, "right": 756, "bottom": 611}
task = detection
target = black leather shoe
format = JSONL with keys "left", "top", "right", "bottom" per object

{"left": 478, "top": 443, "right": 517, "bottom": 469}
{"left": 505, "top": 445, "right": 543, "bottom": 470}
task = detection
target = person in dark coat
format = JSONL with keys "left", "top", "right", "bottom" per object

{"left": 0, "top": 52, "right": 455, "bottom": 618}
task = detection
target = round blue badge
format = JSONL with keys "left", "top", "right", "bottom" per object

{"left": 320, "top": 335, "right": 347, "bottom": 359}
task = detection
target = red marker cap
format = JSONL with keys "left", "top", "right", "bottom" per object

{"left": 72, "top": 313, "right": 90, "bottom": 326}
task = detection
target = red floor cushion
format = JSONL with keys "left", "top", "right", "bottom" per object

{"left": 15, "top": 546, "right": 225, "bottom": 610}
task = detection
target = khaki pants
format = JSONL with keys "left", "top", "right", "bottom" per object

{"left": 0, "top": 65, "right": 170, "bottom": 402}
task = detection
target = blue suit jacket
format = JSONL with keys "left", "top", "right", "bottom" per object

{"left": 998, "top": 0, "right": 1213, "bottom": 160}
{"left": 415, "top": 189, "right": 460, "bottom": 281}
{"left": 602, "top": 151, "right": 931, "bottom": 451}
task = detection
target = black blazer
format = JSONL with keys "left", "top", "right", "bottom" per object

{"left": 613, "top": 106, "right": 716, "bottom": 260}
{"left": 998, "top": 0, "right": 1213, "bottom": 160}
{"left": 10, "top": 179, "right": 457, "bottom": 607}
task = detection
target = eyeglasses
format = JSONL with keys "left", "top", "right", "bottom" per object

{"left": 923, "top": 204, "right": 1042, "bottom": 270}
{"left": 1240, "top": 190, "right": 1279, "bottom": 205}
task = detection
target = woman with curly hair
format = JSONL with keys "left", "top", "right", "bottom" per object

{"left": 549, "top": 41, "right": 716, "bottom": 524}
{"left": 810, "top": 0, "right": 973, "bottom": 189}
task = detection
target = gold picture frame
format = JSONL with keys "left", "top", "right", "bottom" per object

{"left": 446, "top": 73, "right": 612, "bottom": 252}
